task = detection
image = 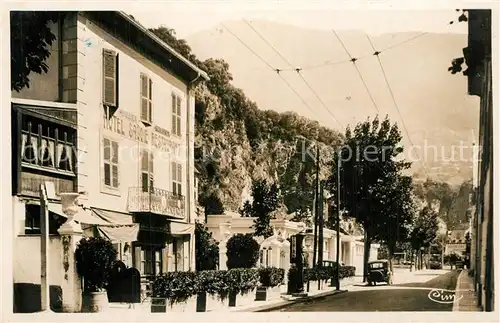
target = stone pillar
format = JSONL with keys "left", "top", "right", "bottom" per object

{"left": 58, "top": 192, "right": 84, "bottom": 313}
{"left": 218, "top": 223, "right": 231, "bottom": 270}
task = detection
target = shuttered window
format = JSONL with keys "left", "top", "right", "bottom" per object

{"left": 171, "top": 162, "right": 182, "bottom": 196}
{"left": 103, "top": 138, "right": 119, "bottom": 188}
{"left": 102, "top": 49, "right": 118, "bottom": 107}
{"left": 141, "top": 150, "right": 154, "bottom": 192}
{"left": 171, "top": 93, "right": 181, "bottom": 136}
{"left": 140, "top": 74, "right": 153, "bottom": 124}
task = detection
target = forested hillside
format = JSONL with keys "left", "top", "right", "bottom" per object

{"left": 149, "top": 27, "right": 343, "bottom": 219}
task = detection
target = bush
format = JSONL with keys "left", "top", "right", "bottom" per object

{"left": 195, "top": 222, "right": 219, "bottom": 271}
{"left": 75, "top": 237, "right": 117, "bottom": 292}
{"left": 339, "top": 266, "right": 356, "bottom": 279}
{"left": 152, "top": 271, "right": 198, "bottom": 305}
{"left": 153, "top": 268, "right": 260, "bottom": 303}
{"left": 226, "top": 233, "right": 260, "bottom": 269}
{"left": 259, "top": 267, "right": 285, "bottom": 287}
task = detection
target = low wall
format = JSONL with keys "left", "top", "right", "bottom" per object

{"left": 13, "top": 235, "right": 64, "bottom": 312}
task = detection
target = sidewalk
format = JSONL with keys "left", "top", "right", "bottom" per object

{"left": 453, "top": 270, "right": 480, "bottom": 311}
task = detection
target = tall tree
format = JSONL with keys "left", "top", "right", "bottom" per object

{"left": 241, "top": 180, "right": 280, "bottom": 238}
{"left": 326, "top": 116, "right": 411, "bottom": 281}
{"left": 371, "top": 173, "right": 417, "bottom": 272}
{"left": 410, "top": 206, "right": 439, "bottom": 255}
{"left": 11, "top": 11, "right": 61, "bottom": 92}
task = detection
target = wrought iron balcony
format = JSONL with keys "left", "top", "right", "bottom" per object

{"left": 127, "top": 187, "right": 185, "bottom": 219}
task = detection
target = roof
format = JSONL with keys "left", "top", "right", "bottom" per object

{"left": 83, "top": 11, "right": 209, "bottom": 83}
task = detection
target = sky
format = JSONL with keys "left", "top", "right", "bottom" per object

{"left": 126, "top": 3, "right": 468, "bottom": 38}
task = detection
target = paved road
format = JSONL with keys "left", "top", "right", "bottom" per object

{"left": 276, "top": 270, "right": 461, "bottom": 312}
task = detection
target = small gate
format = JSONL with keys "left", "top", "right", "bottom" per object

{"left": 107, "top": 261, "right": 141, "bottom": 303}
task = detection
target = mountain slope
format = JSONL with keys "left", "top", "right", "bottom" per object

{"left": 187, "top": 20, "right": 479, "bottom": 185}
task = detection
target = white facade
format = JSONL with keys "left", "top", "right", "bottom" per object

{"left": 206, "top": 212, "right": 379, "bottom": 276}
{"left": 11, "top": 12, "right": 208, "bottom": 312}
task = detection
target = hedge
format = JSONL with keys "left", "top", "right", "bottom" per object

{"left": 152, "top": 268, "right": 260, "bottom": 304}
{"left": 258, "top": 267, "right": 285, "bottom": 287}
{"left": 289, "top": 264, "right": 356, "bottom": 283}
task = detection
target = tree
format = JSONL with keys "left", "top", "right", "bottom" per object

{"left": 241, "top": 180, "right": 280, "bottom": 238}
{"left": 11, "top": 11, "right": 61, "bottom": 92}
{"left": 372, "top": 173, "right": 416, "bottom": 272}
{"left": 410, "top": 206, "right": 439, "bottom": 269}
{"left": 226, "top": 233, "right": 260, "bottom": 269}
{"left": 326, "top": 116, "right": 411, "bottom": 281}
{"left": 195, "top": 222, "right": 219, "bottom": 271}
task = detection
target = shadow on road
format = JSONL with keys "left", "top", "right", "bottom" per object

{"left": 392, "top": 270, "right": 461, "bottom": 290}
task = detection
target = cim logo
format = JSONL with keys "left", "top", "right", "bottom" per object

{"left": 427, "top": 289, "right": 463, "bottom": 304}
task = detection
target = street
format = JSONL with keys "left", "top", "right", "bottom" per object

{"left": 276, "top": 269, "right": 461, "bottom": 312}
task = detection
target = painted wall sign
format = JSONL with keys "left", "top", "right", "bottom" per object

{"left": 103, "top": 110, "right": 179, "bottom": 152}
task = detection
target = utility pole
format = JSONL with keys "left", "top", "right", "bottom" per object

{"left": 317, "top": 182, "right": 325, "bottom": 265}
{"left": 40, "top": 184, "right": 50, "bottom": 312}
{"left": 312, "top": 143, "right": 320, "bottom": 268}
{"left": 335, "top": 159, "right": 341, "bottom": 290}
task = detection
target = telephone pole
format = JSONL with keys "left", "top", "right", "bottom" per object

{"left": 312, "top": 143, "right": 320, "bottom": 268}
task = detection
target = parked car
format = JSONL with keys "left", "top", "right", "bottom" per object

{"left": 429, "top": 261, "right": 442, "bottom": 269}
{"left": 455, "top": 261, "right": 465, "bottom": 269}
{"left": 367, "top": 260, "right": 393, "bottom": 286}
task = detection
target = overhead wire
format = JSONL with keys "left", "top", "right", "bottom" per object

{"left": 332, "top": 29, "right": 380, "bottom": 115}
{"left": 365, "top": 35, "right": 431, "bottom": 178}
{"left": 220, "top": 22, "right": 318, "bottom": 117}
{"left": 243, "top": 19, "right": 343, "bottom": 129}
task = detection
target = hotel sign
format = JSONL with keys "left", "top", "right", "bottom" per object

{"left": 103, "top": 110, "right": 180, "bottom": 152}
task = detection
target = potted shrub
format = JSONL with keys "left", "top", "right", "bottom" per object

{"left": 75, "top": 237, "right": 117, "bottom": 313}
{"left": 256, "top": 267, "right": 285, "bottom": 301}
{"left": 195, "top": 270, "right": 228, "bottom": 312}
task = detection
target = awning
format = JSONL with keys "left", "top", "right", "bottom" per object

{"left": 170, "top": 221, "right": 195, "bottom": 236}
{"left": 89, "top": 208, "right": 139, "bottom": 243}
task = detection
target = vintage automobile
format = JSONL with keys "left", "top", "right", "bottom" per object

{"left": 367, "top": 260, "right": 393, "bottom": 286}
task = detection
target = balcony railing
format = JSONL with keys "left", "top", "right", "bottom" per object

{"left": 127, "top": 187, "right": 185, "bottom": 219}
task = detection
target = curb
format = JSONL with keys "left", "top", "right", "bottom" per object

{"left": 452, "top": 270, "right": 465, "bottom": 312}
{"left": 241, "top": 289, "right": 348, "bottom": 312}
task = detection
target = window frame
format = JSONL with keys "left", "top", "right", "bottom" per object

{"left": 102, "top": 49, "right": 119, "bottom": 108}
{"left": 139, "top": 245, "right": 163, "bottom": 276}
{"left": 140, "top": 73, "right": 153, "bottom": 125}
{"left": 20, "top": 115, "right": 75, "bottom": 175}
{"left": 171, "top": 93, "right": 182, "bottom": 137}
{"left": 141, "top": 149, "right": 154, "bottom": 193}
{"left": 103, "top": 137, "right": 119, "bottom": 189}
{"left": 171, "top": 161, "right": 182, "bottom": 196}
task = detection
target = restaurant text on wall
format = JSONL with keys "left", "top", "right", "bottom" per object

{"left": 103, "top": 110, "right": 180, "bottom": 152}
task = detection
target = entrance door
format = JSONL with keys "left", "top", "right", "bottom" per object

{"left": 137, "top": 245, "right": 163, "bottom": 277}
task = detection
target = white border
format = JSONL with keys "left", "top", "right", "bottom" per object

{"left": 2, "top": 1, "right": 499, "bottom": 323}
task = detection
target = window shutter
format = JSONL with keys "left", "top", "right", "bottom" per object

{"left": 148, "top": 78, "right": 153, "bottom": 122}
{"left": 171, "top": 94, "right": 176, "bottom": 134}
{"left": 140, "top": 75, "right": 148, "bottom": 122}
{"left": 103, "top": 50, "right": 117, "bottom": 107}
{"left": 112, "top": 165, "right": 118, "bottom": 188}
{"left": 141, "top": 150, "right": 148, "bottom": 172}
{"left": 149, "top": 152, "right": 154, "bottom": 190}
{"left": 171, "top": 161, "right": 176, "bottom": 194}
{"left": 103, "top": 138, "right": 110, "bottom": 161}
{"left": 111, "top": 141, "right": 118, "bottom": 163}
